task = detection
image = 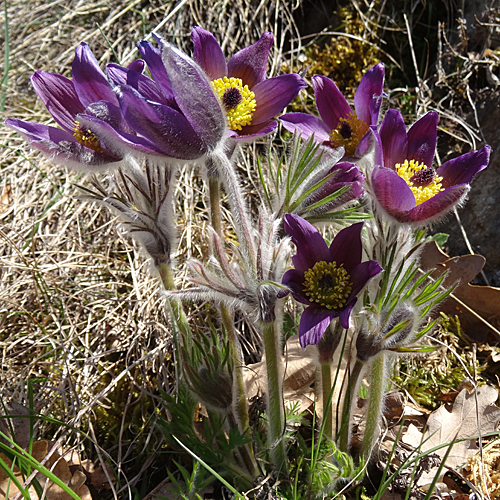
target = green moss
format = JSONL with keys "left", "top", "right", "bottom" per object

{"left": 304, "top": 6, "right": 381, "bottom": 96}
{"left": 393, "top": 314, "right": 486, "bottom": 409}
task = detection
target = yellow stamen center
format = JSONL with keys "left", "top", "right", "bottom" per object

{"left": 395, "top": 159, "right": 444, "bottom": 205}
{"left": 329, "top": 112, "right": 369, "bottom": 156}
{"left": 212, "top": 77, "right": 256, "bottom": 131}
{"left": 73, "top": 121, "right": 104, "bottom": 153}
{"left": 303, "top": 261, "right": 353, "bottom": 310}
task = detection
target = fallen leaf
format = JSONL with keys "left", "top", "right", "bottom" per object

{"left": 91, "top": 463, "right": 116, "bottom": 490}
{"left": 0, "top": 184, "right": 12, "bottom": 214}
{"left": 420, "top": 241, "right": 500, "bottom": 340}
{"left": 245, "top": 333, "right": 352, "bottom": 420}
{"left": 403, "top": 386, "right": 500, "bottom": 484}
{"left": 0, "top": 440, "right": 92, "bottom": 499}
{"left": 245, "top": 335, "right": 317, "bottom": 414}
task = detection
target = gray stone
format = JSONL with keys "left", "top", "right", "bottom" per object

{"left": 433, "top": 89, "right": 500, "bottom": 286}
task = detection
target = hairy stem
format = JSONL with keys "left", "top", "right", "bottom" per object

{"left": 262, "top": 320, "right": 288, "bottom": 475}
{"left": 361, "top": 353, "right": 386, "bottom": 460}
{"left": 208, "top": 173, "right": 258, "bottom": 477}
{"left": 321, "top": 362, "right": 333, "bottom": 440}
{"left": 338, "top": 358, "right": 365, "bottom": 453}
{"left": 317, "top": 322, "right": 343, "bottom": 441}
{"left": 156, "top": 262, "right": 191, "bottom": 339}
{"left": 209, "top": 151, "right": 256, "bottom": 268}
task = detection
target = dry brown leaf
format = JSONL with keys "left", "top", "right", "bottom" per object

{"left": 420, "top": 241, "right": 500, "bottom": 339}
{"left": 245, "top": 335, "right": 317, "bottom": 413}
{"left": 91, "top": 462, "right": 116, "bottom": 490}
{"left": 403, "top": 386, "right": 500, "bottom": 484}
{"left": 0, "top": 184, "right": 12, "bottom": 214}
{"left": 0, "top": 440, "right": 92, "bottom": 499}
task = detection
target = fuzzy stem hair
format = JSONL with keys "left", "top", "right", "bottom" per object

{"left": 262, "top": 319, "right": 288, "bottom": 476}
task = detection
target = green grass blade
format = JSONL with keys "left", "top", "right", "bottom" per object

{"left": 172, "top": 436, "right": 245, "bottom": 500}
{"left": 1, "top": 0, "right": 10, "bottom": 112}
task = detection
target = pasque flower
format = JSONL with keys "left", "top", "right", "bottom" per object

{"left": 371, "top": 109, "right": 491, "bottom": 224}
{"left": 6, "top": 42, "right": 127, "bottom": 170}
{"left": 283, "top": 215, "right": 382, "bottom": 348}
{"left": 191, "top": 26, "right": 307, "bottom": 140}
{"left": 296, "top": 160, "right": 365, "bottom": 217}
{"left": 83, "top": 41, "right": 227, "bottom": 162}
{"left": 280, "top": 63, "right": 385, "bottom": 157}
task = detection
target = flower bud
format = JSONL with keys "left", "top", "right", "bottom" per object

{"left": 356, "top": 303, "right": 416, "bottom": 362}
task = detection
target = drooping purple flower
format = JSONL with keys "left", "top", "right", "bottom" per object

{"left": 82, "top": 41, "right": 228, "bottom": 162}
{"left": 190, "top": 26, "right": 307, "bottom": 141}
{"left": 6, "top": 42, "right": 126, "bottom": 170}
{"left": 371, "top": 109, "right": 491, "bottom": 224}
{"left": 280, "top": 63, "right": 385, "bottom": 157}
{"left": 283, "top": 215, "right": 382, "bottom": 348}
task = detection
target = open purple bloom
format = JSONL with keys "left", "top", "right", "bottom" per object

{"left": 371, "top": 109, "right": 491, "bottom": 224}
{"left": 283, "top": 215, "right": 382, "bottom": 348}
{"left": 191, "top": 26, "right": 307, "bottom": 141}
{"left": 6, "top": 42, "right": 126, "bottom": 170}
{"left": 281, "top": 63, "right": 385, "bottom": 157}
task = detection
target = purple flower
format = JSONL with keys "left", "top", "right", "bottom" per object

{"left": 191, "top": 26, "right": 307, "bottom": 141}
{"left": 280, "top": 63, "right": 385, "bottom": 157}
{"left": 6, "top": 42, "right": 125, "bottom": 170}
{"left": 371, "top": 109, "right": 491, "bottom": 224}
{"left": 297, "top": 161, "right": 365, "bottom": 216}
{"left": 283, "top": 215, "right": 382, "bottom": 348}
{"left": 79, "top": 41, "right": 227, "bottom": 162}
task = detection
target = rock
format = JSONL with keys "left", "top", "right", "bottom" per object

{"left": 433, "top": 88, "right": 500, "bottom": 286}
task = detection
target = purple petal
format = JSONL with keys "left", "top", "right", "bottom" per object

{"left": 137, "top": 41, "right": 174, "bottom": 101}
{"left": 354, "top": 129, "right": 372, "bottom": 157}
{"left": 402, "top": 185, "right": 469, "bottom": 223}
{"left": 251, "top": 74, "right": 307, "bottom": 124}
{"left": 106, "top": 63, "right": 168, "bottom": 105}
{"left": 227, "top": 32, "right": 273, "bottom": 88}
{"left": 5, "top": 118, "right": 122, "bottom": 170}
{"left": 325, "top": 161, "right": 365, "bottom": 186}
{"left": 407, "top": 111, "right": 438, "bottom": 168}
{"left": 127, "top": 59, "right": 144, "bottom": 73}
{"left": 372, "top": 166, "right": 416, "bottom": 217}
{"left": 313, "top": 76, "right": 352, "bottom": 132}
{"left": 115, "top": 85, "right": 205, "bottom": 159}
{"left": 370, "top": 127, "right": 384, "bottom": 167}
{"left": 437, "top": 145, "right": 491, "bottom": 189}
{"left": 72, "top": 42, "right": 118, "bottom": 108}
{"left": 299, "top": 307, "right": 337, "bottom": 348}
{"left": 328, "top": 222, "right": 364, "bottom": 274}
{"left": 161, "top": 44, "right": 225, "bottom": 152}
{"left": 6, "top": 118, "right": 75, "bottom": 143}
{"left": 354, "top": 63, "right": 385, "bottom": 126}
{"left": 284, "top": 214, "right": 331, "bottom": 273}
{"left": 31, "top": 72, "right": 85, "bottom": 131}
{"left": 304, "top": 163, "right": 365, "bottom": 214}
{"left": 348, "top": 260, "right": 383, "bottom": 301}
{"left": 77, "top": 114, "right": 167, "bottom": 157}
{"left": 379, "top": 109, "right": 408, "bottom": 169}
{"left": 191, "top": 26, "right": 227, "bottom": 80}
{"left": 84, "top": 100, "right": 132, "bottom": 133}
{"left": 339, "top": 302, "right": 355, "bottom": 329}
{"left": 106, "top": 64, "right": 127, "bottom": 86}
{"left": 231, "top": 120, "right": 277, "bottom": 141}
{"left": 279, "top": 113, "right": 331, "bottom": 143}
{"left": 282, "top": 268, "right": 311, "bottom": 306}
